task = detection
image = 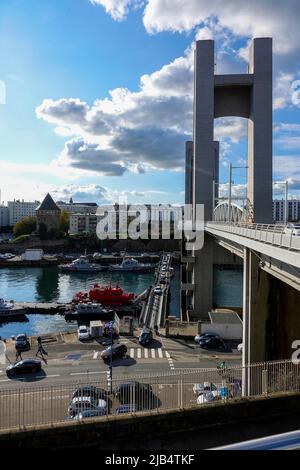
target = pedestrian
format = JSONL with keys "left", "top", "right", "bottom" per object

{"left": 15, "top": 349, "right": 22, "bottom": 361}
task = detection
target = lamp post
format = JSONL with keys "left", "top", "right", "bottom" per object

{"left": 227, "top": 164, "right": 249, "bottom": 223}
{"left": 108, "top": 320, "right": 114, "bottom": 394}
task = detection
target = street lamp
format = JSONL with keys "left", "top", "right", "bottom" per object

{"left": 227, "top": 163, "right": 248, "bottom": 223}
{"left": 108, "top": 320, "right": 114, "bottom": 394}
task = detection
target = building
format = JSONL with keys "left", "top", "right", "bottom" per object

{"left": 57, "top": 198, "right": 98, "bottom": 215}
{"left": 35, "top": 193, "right": 61, "bottom": 233}
{"left": 7, "top": 200, "right": 40, "bottom": 226}
{"left": 69, "top": 213, "right": 98, "bottom": 235}
{"left": 0, "top": 205, "right": 9, "bottom": 229}
{"left": 273, "top": 200, "right": 300, "bottom": 223}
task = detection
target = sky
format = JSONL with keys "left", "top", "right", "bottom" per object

{"left": 0, "top": 0, "right": 300, "bottom": 205}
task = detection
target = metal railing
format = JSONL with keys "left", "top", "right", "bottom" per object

{"left": 206, "top": 222, "right": 300, "bottom": 252}
{"left": 0, "top": 359, "right": 299, "bottom": 431}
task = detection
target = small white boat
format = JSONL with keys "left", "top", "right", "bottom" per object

{"left": 0, "top": 298, "right": 27, "bottom": 319}
{"left": 65, "top": 302, "right": 114, "bottom": 321}
{"left": 109, "top": 257, "right": 155, "bottom": 272}
{"left": 59, "top": 256, "right": 103, "bottom": 272}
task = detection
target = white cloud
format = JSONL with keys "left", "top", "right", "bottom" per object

{"left": 90, "top": 0, "right": 137, "bottom": 21}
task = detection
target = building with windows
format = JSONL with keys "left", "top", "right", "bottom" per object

{"left": 57, "top": 198, "right": 98, "bottom": 215}
{"left": 0, "top": 205, "right": 9, "bottom": 229}
{"left": 7, "top": 200, "right": 40, "bottom": 226}
{"left": 69, "top": 214, "right": 98, "bottom": 235}
{"left": 273, "top": 200, "right": 300, "bottom": 223}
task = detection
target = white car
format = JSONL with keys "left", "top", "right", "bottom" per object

{"left": 78, "top": 325, "right": 90, "bottom": 341}
{"left": 153, "top": 287, "right": 163, "bottom": 295}
{"left": 237, "top": 343, "right": 243, "bottom": 353}
{"left": 284, "top": 224, "right": 300, "bottom": 236}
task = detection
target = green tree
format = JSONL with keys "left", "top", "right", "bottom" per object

{"left": 60, "top": 210, "right": 70, "bottom": 234}
{"left": 13, "top": 216, "right": 36, "bottom": 238}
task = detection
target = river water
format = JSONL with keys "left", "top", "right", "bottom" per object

{"left": 0, "top": 266, "right": 243, "bottom": 338}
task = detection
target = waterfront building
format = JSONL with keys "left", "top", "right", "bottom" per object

{"left": 69, "top": 213, "right": 98, "bottom": 235}
{"left": 56, "top": 198, "right": 98, "bottom": 215}
{"left": 273, "top": 199, "right": 300, "bottom": 223}
{"left": 0, "top": 205, "right": 9, "bottom": 229}
{"left": 35, "top": 193, "right": 61, "bottom": 233}
{"left": 7, "top": 200, "right": 40, "bottom": 226}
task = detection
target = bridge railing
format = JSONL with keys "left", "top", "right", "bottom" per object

{"left": 206, "top": 222, "right": 300, "bottom": 251}
{"left": 0, "top": 359, "right": 299, "bottom": 432}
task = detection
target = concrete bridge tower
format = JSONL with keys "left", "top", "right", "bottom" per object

{"left": 186, "top": 37, "right": 273, "bottom": 320}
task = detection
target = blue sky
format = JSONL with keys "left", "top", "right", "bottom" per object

{"left": 0, "top": 0, "right": 300, "bottom": 205}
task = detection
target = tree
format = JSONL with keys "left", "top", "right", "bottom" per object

{"left": 60, "top": 210, "right": 70, "bottom": 234}
{"left": 13, "top": 217, "right": 36, "bottom": 238}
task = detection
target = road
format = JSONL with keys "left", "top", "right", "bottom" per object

{"left": 0, "top": 334, "right": 242, "bottom": 430}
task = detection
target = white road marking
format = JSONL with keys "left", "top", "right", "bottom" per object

{"left": 70, "top": 371, "right": 106, "bottom": 376}
{"left": 130, "top": 348, "right": 135, "bottom": 358}
{"left": 158, "top": 349, "right": 163, "bottom": 358}
{"left": 151, "top": 349, "right": 155, "bottom": 358}
{"left": 137, "top": 349, "right": 141, "bottom": 359}
{"left": 165, "top": 351, "right": 170, "bottom": 358}
{"left": 144, "top": 349, "right": 148, "bottom": 359}
{"left": 93, "top": 351, "right": 99, "bottom": 360}
{"left": 41, "top": 374, "right": 60, "bottom": 378}
{"left": 0, "top": 379, "right": 10, "bottom": 383}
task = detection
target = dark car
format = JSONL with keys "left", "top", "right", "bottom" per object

{"left": 115, "top": 381, "right": 153, "bottom": 405}
{"left": 116, "top": 404, "right": 138, "bottom": 414}
{"left": 72, "top": 409, "right": 108, "bottom": 420}
{"left": 100, "top": 344, "right": 127, "bottom": 363}
{"left": 6, "top": 359, "right": 42, "bottom": 377}
{"left": 199, "top": 337, "right": 226, "bottom": 350}
{"left": 15, "top": 334, "right": 30, "bottom": 352}
{"left": 138, "top": 329, "right": 153, "bottom": 346}
{"left": 72, "top": 385, "right": 107, "bottom": 401}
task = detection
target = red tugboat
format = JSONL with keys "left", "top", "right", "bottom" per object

{"left": 73, "top": 284, "right": 136, "bottom": 307}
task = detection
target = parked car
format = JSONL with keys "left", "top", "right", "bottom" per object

{"left": 114, "top": 381, "right": 153, "bottom": 405}
{"left": 100, "top": 344, "right": 127, "bottom": 363}
{"left": 77, "top": 325, "right": 90, "bottom": 341}
{"left": 193, "top": 382, "right": 218, "bottom": 396}
{"left": 199, "top": 337, "right": 226, "bottom": 350}
{"left": 116, "top": 404, "right": 138, "bottom": 414}
{"left": 6, "top": 359, "right": 42, "bottom": 377}
{"left": 194, "top": 332, "right": 220, "bottom": 343}
{"left": 72, "top": 409, "right": 107, "bottom": 420}
{"left": 68, "top": 396, "right": 108, "bottom": 417}
{"left": 72, "top": 386, "right": 107, "bottom": 401}
{"left": 284, "top": 224, "right": 300, "bottom": 236}
{"left": 15, "top": 333, "right": 30, "bottom": 352}
{"left": 138, "top": 328, "right": 153, "bottom": 346}
{"left": 153, "top": 287, "right": 162, "bottom": 295}
{"left": 237, "top": 343, "right": 243, "bottom": 353}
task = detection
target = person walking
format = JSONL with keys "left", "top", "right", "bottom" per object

{"left": 36, "top": 336, "right": 48, "bottom": 361}
{"left": 15, "top": 349, "right": 22, "bottom": 361}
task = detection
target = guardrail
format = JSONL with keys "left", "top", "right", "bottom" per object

{"left": 206, "top": 222, "right": 300, "bottom": 251}
{"left": 0, "top": 359, "right": 299, "bottom": 431}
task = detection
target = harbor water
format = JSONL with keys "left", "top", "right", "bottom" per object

{"left": 0, "top": 266, "right": 243, "bottom": 338}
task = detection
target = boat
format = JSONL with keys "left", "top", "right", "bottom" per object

{"left": 0, "top": 298, "right": 27, "bottom": 320}
{"left": 109, "top": 257, "right": 156, "bottom": 272}
{"left": 59, "top": 256, "right": 104, "bottom": 272}
{"left": 65, "top": 302, "right": 115, "bottom": 322}
{"left": 73, "top": 284, "right": 136, "bottom": 306}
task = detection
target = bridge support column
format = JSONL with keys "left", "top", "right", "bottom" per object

{"left": 193, "top": 235, "right": 213, "bottom": 320}
{"left": 242, "top": 248, "right": 270, "bottom": 395}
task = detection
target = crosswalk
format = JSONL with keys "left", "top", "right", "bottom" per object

{"left": 92, "top": 348, "right": 169, "bottom": 360}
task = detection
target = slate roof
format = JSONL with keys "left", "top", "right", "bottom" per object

{"left": 36, "top": 193, "right": 61, "bottom": 212}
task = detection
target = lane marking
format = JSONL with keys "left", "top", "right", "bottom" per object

{"left": 158, "top": 349, "right": 163, "bottom": 358}
{"left": 93, "top": 351, "right": 99, "bottom": 360}
{"left": 130, "top": 348, "right": 134, "bottom": 358}
{"left": 137, "top": 349, "right": 141, "bottom": 359}
{"left": 70, "top": 371, "right": 106, "bottom": 376}
{"left": 151, "top": 349, "right": 155, "bottom": 358}
{"left": 144, "top": 349, "right": 148, "bottom": 359}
